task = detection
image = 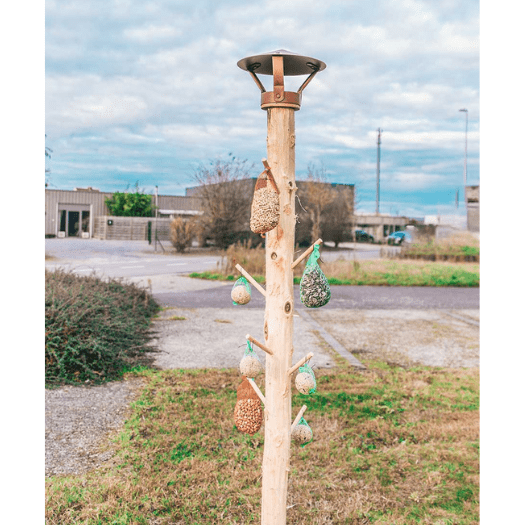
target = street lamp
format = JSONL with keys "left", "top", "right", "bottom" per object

{"left": 459, "top": 108, "right": 468, "bottom": 208}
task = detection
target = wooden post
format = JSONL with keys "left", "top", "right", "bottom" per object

{"left": 237, "top": 49, "right": 327, "bottom": 524}
{"left": 261, "top": 104, "right": 296, "bottom": 524}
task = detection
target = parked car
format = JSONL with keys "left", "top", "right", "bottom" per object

{"left": 354, "top": 229, "right": 374, "bottom": 243}
{"left": 387, "top": 231, "right": 412, "bottom": 245}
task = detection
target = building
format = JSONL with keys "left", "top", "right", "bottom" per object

{"left": 465, "top": 185, "right": 479, "bottom": 233}
{"left": 45, "top": 188, "right": 202, "bottom": 239}
{"left": 353, "top": 213, "right": 412, "bottom": 241}
{"left": 46, "top": 181, "right": 418, "bottom": 243}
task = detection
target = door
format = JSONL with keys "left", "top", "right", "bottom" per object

{"left": 68, "top": 211, "right": 80, "bottom": 237}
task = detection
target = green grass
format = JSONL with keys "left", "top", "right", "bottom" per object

{"left": 189, "top": 260, "right": 480, "bottom": 287}
{"left": 46, "top": 363, "right": 479, "bottom": 524}
{"left": 400, "top": 243, "right": 480, "bottom": 261}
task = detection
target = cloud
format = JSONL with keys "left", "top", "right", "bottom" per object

{"left": 123, "top": 24, "right": 182, "bottom": 42}
{"left": 44, "top": 0, "right": 480, "bottom": 217}
{"left": 386, "top": 171, "right": 447, "bottom": 189}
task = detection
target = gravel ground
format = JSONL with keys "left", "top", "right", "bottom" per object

{"left": 309, "top": 308, "right": 479, "bottom": 369}
{"left": 45, "top": 307, "right": 479, "bottom": 478}
{"left": 45, "top": 377, "right": 145, "bottom": 477}
{"left": 148, "top": 307, "right": 336, "bottom": 370}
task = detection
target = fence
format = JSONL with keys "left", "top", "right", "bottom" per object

{"left": 93, "top": 216, "right": 173, "bottom": 241}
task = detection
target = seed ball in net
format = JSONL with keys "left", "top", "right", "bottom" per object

{"left": 239, "top": 355, "right": 262, "bottom": 377}
{"left": 291, "top": 424, "right": 313, "bottom": 445}
{"left": 295, "top": 371, "right": 316, "bottom": 395}
{"left": 300, "top": 266, "right": 331, "bottom": 308}
{"left": 231, "top": 285, "right": 251, "bottom": 305}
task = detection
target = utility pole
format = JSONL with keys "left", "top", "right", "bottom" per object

{"left": 376, "top": 128, "right": 382, "bottom": 215}
{"left": 154, "top": 185, "right": 158, "bottom": 252}
{"left": 459, "top": 108, "right": 468, "bottom": 209}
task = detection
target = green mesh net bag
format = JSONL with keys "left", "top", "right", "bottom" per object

{"left": 231, "top": 276, "right": 251, "bottom": 305}
{"left": 291, "top": 417, "right": 313, "bottom": 447}
{"left": 299, "top": 244, "right": 331, "bottom": 308}
{"left": 239, "top": 340, "right": 263, "bottom": 377}
{"left": 295, "top": 362, "right": 317, "bottom": 395}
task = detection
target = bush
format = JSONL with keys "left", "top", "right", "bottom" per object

{"left": 170, "top": 218, "right": 196, "bottom": 253}
{"left": 217, "top": 240, "right": 306, "bottom": 279}
{"left": 398, "top": 232, "right": 480, "bottom": 262}
{"left": 104, "top": 183, "right": 154, "bottom": 217}
{"left": 45, "top": 269, "right": 159, "bottom": 386}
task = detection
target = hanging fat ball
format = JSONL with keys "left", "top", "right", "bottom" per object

{"left": 295, "top": 372, "right": 316, "bottom": 395}
{"left": 295, "top": 362, "right": 317, "bottom": 395}
{"left": 239, "top": 340, "right": 263, "bottom": 377}
{"left": 291, "top": 418, "right": 313, "bottom": 446}
{"left": 231, "top": 276, "right": 251, "bottom": 305}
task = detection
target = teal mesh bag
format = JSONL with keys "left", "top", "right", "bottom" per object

{"left": 239, "top": 340, "right": 262, "bottom": 377}
{"left": 231, "top": 276, "right": 251, "bottom": 305}
{"left": 295, "top": 362, "right": 317, "bottom": 395}
{"left": 299, "top": 244, "right": 331, "bottom": 308}
{"left": 292, "top": 417, "right": 313, "bottom": 447}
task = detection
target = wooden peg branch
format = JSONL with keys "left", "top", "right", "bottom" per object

{"left": 246, "top": 334, "right": 274, "bottom": 356}
{"left": 247, "top": 378, "right": 266, "bottom": 405}
{"left": 291, "top": 405, "right": 308, "bottom": 432}
{"left": 291, "top": 239, "right": 323, "bottom": 269}
{"left": 287, "top": 352, "right": 314, "bottom": 376}
{"left": 261, "top": 158, "right": 280, "bottom": 194}
{"left": 235, "top": 264, "right": 266, "bottom": 298}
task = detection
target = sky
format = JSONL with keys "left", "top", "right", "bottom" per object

{"left": 44, "top": 0, "right": 479, "bottom": 219}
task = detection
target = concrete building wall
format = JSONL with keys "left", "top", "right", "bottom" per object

{"left": 466, "top": 185, "right": 480, "bottom": 233}
{"left": 45, "top": 188, "right": 112, "bottom": 238}
{"left": 354, "top": 213, "right": 411, "bottom": 241}
{"left": 45, "top": 188, "right": 202, "bottom": 238}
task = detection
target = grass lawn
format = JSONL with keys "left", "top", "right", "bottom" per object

{"left": 190, "top": 259, "right": 480, "bottom": 287}
{"left": 45, "top": 357, "right": 479, "bottom": 524}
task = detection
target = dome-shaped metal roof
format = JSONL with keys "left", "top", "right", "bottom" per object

{"left": 237, "top": 49, "right": 326, "bottom": 76}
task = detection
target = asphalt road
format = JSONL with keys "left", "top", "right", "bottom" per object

{"left": 154, "top": 283, "right": 479, "bottom": 310}
{"left": 45, "top": 239, "right": 478, "bottom": 310}
{"left": 45, "top": 239, "right": 223, "bottom": 277}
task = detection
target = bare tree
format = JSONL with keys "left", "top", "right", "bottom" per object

{"left": 45, "top": 134, "right": 53, "bottom": 187}
{"left": 299, "top": 163, "right": 337, "bottom": 244}
{"left": 192, "top": 155, "right": 255, "bottom": 249}
{"left": 321, "top": 184, "right": 354, "bottom": 248}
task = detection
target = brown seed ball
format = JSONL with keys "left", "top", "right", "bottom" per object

{"left": 239, "top": 355, "right": 262, "bottom": 377}
{"left": 232, "top": 286, "right": 251, "bottom": 305}
{"left": 295, "top": 372, "right": 316, "bottom": 395}
{"left": 291, "top": 424, "right": 313, "bottom": 445}
{"left": 234, "top": 399, "right": 262, "bottom": 435}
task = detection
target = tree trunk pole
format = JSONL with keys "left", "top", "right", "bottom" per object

{"left": 261, "top": 106, "right": 296, "bottom": 525}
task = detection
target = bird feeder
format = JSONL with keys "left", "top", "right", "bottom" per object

{"left": 237, "top": 49, "right": 326, "bottom": 110}
{"left": 236, "top": 49, "right": 327, "bottom": 524}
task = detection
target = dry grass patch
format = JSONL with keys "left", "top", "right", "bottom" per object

{"left": 46, "top": 364, "right": 479, "bottom": 524}
{"left": 195, "top": 243, "right": 479, "bottom": 287}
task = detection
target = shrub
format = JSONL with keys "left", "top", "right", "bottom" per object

{"left": 217, "top": 240, "right": 306, "bottom": 278}
{"left": 45, "top": 269, "right": 159, "bottom": 386}
{"left": 104, "top": 182, "right": 154, "bottom": 217}
{"left": 170, "top": 218, "right": 197, "bottom": 253}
